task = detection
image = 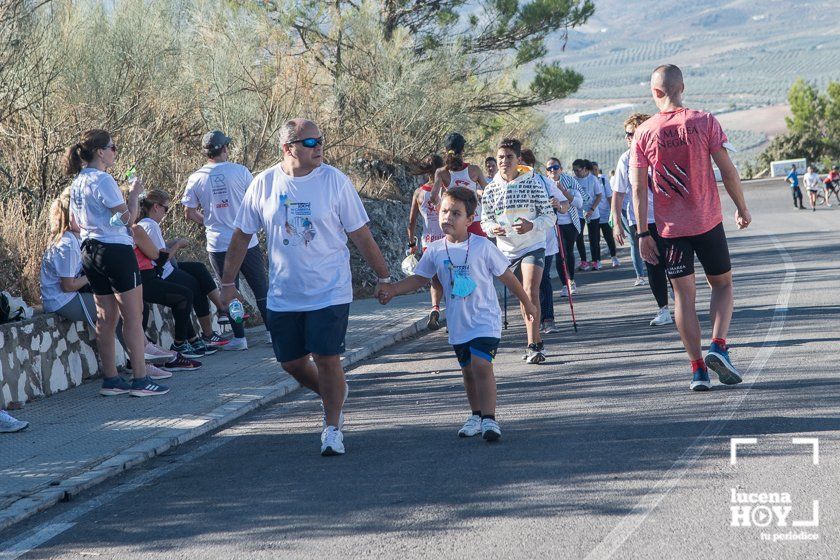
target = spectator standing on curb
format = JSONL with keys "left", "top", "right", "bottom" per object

{"left": 65, "top": 129, "right": 168, "bottom": 397}
{"left": 786, "top": 164, "right": 804, "bottom": 210}
{"left": 406, "top": 153, "right": 446, "bottom": 331}
{"left": 221, "top": 118, "right": 391, "bottom": 457}
{"left": 631, "top": 64, "right": 751, "bottom": 391}
{"left": 480, "top": 138, "right": 555, "bottom": 364}
{"left": 183, "top": 130, "right": 270, "bottom": 350}
{"left": 545, "top": 158, "right": 584, "bottom": 297}
{"left": 611, "top": 112, "right": 673, "bottom": 327}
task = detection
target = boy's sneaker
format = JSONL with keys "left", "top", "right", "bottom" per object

{"left": 690, "top": 368, "right": 712, "bottom": 392}
{"left": 100, "top": 376, "right": 131, "bottom": 396}
{"left": 129, "top": 377, "right": 170, "bottom": 397}
{"left": 592, "top": 261, "right": 602, "bottom": 271}
{"left": 458, "top": 414, "right": 482, "bottom": 437}
{"left": 611, "top": 257, "right": 620, "bottom": 268}
{"left": 161, "top": 354, "right": 202, "bottom": 372}
{"left": 171, "top": 342, "right": 202, "bottom": 359}
{"left": 190, "top": 338, "right": 218, "bottom": 356}
{"left": 322, "top": 382, "right": 349, "bottom": 430}
{"left": 481, "top": 418, "right": 502, "bottom": 442}
{"left": 202, "top": 331, "right": 231, "bottom": 348}
{"left": 320, "top": 426, "right": 345, "bottom": 456}
{"left": 650, "top": 307, "right": 673, "bottom": 326}
{"left": 222, "top": 337, "right": 248, "bottom": 351}
{"left": 705, "top": 342, "right": 743, "bottom": 385}
{"left": 634, "top": 277, "right": 648, "bottom": 287}
{"left": 427, "top": 309, "right": 442, "bottom": 331}
{"left": 0, "top": 410, "right": 29, "bottom": 433}
{"left": 525, "top": 343, "right": 546, "bottom": 364}
{"left": 144, "top": 342, "right": 176, "bottom": 364}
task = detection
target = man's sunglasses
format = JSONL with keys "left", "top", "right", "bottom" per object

{"left": 289, "top": 137, "right": 324, "bottom": 148}
{"left": 546, "top": 165, "right": 561, "bottom": 171}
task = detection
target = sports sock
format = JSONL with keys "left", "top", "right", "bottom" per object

{"left": 712, "top": 337, "right": 727, "bottom": 351}
{"left": 481, "top": 414, "right": 496, "bottom": 421}
{"left": 472, "top": 410, "right": 481, "bottom": 417}
{"left": 691, "top": 358, "right": 706, "bottom": 372}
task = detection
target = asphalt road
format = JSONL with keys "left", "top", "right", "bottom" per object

{"left": 2, "top": 178, "right": 837, "bottom": 559}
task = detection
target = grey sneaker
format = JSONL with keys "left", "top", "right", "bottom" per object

{"left": 0, "top": 410, "right": 29, "bottom": 433}
{"left": 525, "top": 344, "right": 546, "bottom": 364}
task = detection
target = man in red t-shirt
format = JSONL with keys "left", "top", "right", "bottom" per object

{"left": 630, "top": 64, "right": 752, "bottom": 392}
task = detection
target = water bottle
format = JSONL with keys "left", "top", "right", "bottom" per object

{"left": 228, "top": 299, "right": 245, "bottom": 324}
{"left": 125, "top": 166, "right": 138, "bottom": 185}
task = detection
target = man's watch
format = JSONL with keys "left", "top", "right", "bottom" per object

{"left": 377, "top": 276, "right": 392, "bottom": 284}
{"left": 638, "top": 230, "right": 651, "bottom": 239}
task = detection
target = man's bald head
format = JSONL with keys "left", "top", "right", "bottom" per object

{"left": 279, "top": 118, "right": 320, "bottom": 145}
{"left": 651, "top": 64, "right": 684, "bottom": 100}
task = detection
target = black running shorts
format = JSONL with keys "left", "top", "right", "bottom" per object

{"left": 453, "top": 337, "right": 500, "bottom": 368}
{"left": 661, "top": 222, "right": 731, "bottom": 279}
{"left": 81, "top": 239, "right": 141, "bottom": 296}
{"left": 267, "top": 303, "right": 350, "bottom": 363}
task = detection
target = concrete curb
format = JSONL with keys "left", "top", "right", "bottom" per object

{"left": 0, "top": 309, "right": 443, "bottom": 532}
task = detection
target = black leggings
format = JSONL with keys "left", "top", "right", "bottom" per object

{"left": 140, "top": 269, "right": 196, "bottom": 341}
{"left": 555, "top": 222, "right": 577, "bottom": 284}
{"left": 630, "top": 223, "right": 669, "bottom": 309}
{"left": 599, "top": 222, "right": 617, "bottom": 258}
{"left": 576, "top": 218, "right": 601, "bottom": 262}
{"left": 167, "top": 262, "right": 217, "bottom": 319}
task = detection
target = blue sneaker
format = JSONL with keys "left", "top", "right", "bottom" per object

{"left": 705, "top": 342, "right": 742, "bottom": 385}
{"left": 690, "top": 368, "right": 711, "bottom": 391}
{"left": 100, "top": 376, "right": 131, "bottom": 396}
{"left": 129, "top": 377, "right": 170, "bottom": 397}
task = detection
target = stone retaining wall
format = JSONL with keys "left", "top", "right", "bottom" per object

{"left": 0, "top": 305, "right": 180, "bottom": 409}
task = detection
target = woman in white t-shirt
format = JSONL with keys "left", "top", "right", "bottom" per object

{"left": 135, "top": 190, "right": 229, "bottom": 357}
{"left": 803, "top": 166, "right": 822, "bottom": 211}
{"left": 64, "top": 129, "right": 166, "bottom": 397}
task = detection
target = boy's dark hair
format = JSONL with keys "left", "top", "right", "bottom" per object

{"left": 572, "top": 158, "right": 587, "bottom": 170}
{"left": 497, "top": 137, "right": 522, "bottom": 157}
{"left": 485, "top": 156, "right": 497, "bottom": 164}
{"left": 443, "top": 186, "right": 478, "bottom": 217}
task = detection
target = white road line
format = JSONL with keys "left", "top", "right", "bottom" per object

{"left": 0, "top": 524, "right": 76, "bottom": 560}
{"left": 584, "top": 233, "right": 796, "bottom": 560}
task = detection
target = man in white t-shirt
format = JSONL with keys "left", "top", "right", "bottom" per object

{"left": 221, "top": 119, "right": 391, "bottom": 457}
{"left": 183, "top": 130, "right": 270, "bottom": 350}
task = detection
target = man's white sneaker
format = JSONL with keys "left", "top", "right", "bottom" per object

{"left": 265, "top": 332, "right": 273, "bottom": 346}
{"left": 481, "top": 418, "right": 501, "bottom": 442}
{"left": 634, "top": 277, "right": 648, "bottom": 287}
{"left": 611, "top": 257, "right": 620, "bottom": 268}
{"left": 222, "top": 337, "right": 248, "bottom": 351}
{"left": 569, "top": 281, "right": 577, "bottom": 295}
{"left": 650, "top": 307, "right": 673, "bottom": 326}
{"left": 320, "top": 426, "right": 345, "bottom": 456}
{"left": 560, "top": 286, "right": 569, "bottom": 298}
{"left": 458, "top": 414, "right": 482, "bottom": 437}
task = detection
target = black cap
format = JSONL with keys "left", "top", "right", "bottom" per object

{"left": 202, "top": 130, "right": 231, "bottom": 153}
{"left": 444, "top": 132, "right": 466, "bottom": 154}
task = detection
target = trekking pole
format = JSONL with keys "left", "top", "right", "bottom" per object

{"left": 503, "top": 286, "right": 509, "bottom": 329}
{"left": 555, "top": 223, "right": 579, "bottom": 332}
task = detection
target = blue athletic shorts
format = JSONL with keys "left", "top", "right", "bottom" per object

{"left": 452, "top": 337, "right": 500, "bottom": 367}
{"left": 267, "top": 303, "right": 350, "bottom": 363}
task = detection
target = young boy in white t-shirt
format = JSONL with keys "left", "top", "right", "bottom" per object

{"left": 377, "top": 187, "right": 536, "bottom": 442}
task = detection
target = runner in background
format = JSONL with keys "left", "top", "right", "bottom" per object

{"left": 591, "top": 161, "right": 619, "bottom": 268}
{"left": 786, "top": 164, "right": 805, "bottom": 210}
{"left": 824, "top": 165, "right": 840, "bottom": 205}
{"left": 481, "top": 138, "right": 555, "bottom": 364}
{"left": 484, "top": 157, "right": 498, "bottom": 183}
{"left": 429, "top": 132, "right": 488, "bottom": 237}
{"left": 407, "top": 153, "right": 446, "bottom": 330}
{"left": 631, "top": 64, "right": 751, "bottom": 391}
{"left": 612, "top": 112, "right": 673, "bottom": 327}
{"left": 545, "top": 158, "right": 584, "bottom": 297}
{"left": 572, "top": 159, "right": 604, "bottom": 271}
{"left": 803, "top": 165, "right": 822, "bottom": 211}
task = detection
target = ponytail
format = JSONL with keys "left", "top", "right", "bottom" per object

{"left": 62, "top": 129, "right": 112, "bottom": 177}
